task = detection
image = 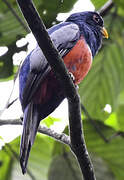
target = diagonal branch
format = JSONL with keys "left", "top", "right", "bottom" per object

{"left": 16, "top": 0, "right": 96, "bottom": 179}
{"left": 99, "top": 0, "right": 114, "bottom": 16}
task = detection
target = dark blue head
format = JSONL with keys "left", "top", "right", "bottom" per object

{"left": 66, "top": 11, "right": 108, "bottom": 57}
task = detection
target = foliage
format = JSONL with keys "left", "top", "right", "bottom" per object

{"left": 0, "top": 0, "right": 76, "bottom": 46}
{"left": 0, "top": 136, "right": 54, "bottom": 180}
{"left": 1, "top": 0, "right": 124, "bottom": 180}
{"left": 1, "top": 120, "right": 124, "bottom": 180}
{"left": 42, "top": 116, "right": 60, "bottom": 128}
{"left": 0, "top": 0, "right": 76, "bottom": 78}
{"left": 91, "top": 0, "right": 108, "bottom": 9}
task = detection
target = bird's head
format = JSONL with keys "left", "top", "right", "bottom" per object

{"left": 66, "top": 11, "right": 108, "bottom": 56}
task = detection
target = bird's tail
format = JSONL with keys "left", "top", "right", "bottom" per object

{"left": 20, "top": 102, "right": 40, "bottom": 174}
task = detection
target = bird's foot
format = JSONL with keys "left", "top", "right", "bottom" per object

{"left": 68, "top": 72, "right": 79, "bottom": 89}
{"left": 69, "top": 72, "right": 75, "bottom": 82}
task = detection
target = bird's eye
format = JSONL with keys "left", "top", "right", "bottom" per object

{"left": 93, "top": 15, "right": 100, "bottom": 23}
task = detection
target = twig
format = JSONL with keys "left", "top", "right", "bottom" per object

{"left": 1, "top": 117, "right": 124, "bottom": 143}
{"left": 0, "top": 119, "right": 22, "bottom": 125}
{"left": 6, "top": 98, "right": 18, "bottom": 109}
{"left": 99, "top": 0, "right": 114, "bottom": 16}
{"left": 38, "top": 126, "right": 70, "bottom": 146}
{"left": 0, "top": 118, "right": 70, "bottom": 145}
{"left": 16, "top": 0, "right": 95, "bottom": 179}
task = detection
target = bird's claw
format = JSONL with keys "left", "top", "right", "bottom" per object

{"left": 69, "top": 72, "right": 79, "bottom": 89}
{"left": 69, "top": 72, "right": 75, "bottom": 82}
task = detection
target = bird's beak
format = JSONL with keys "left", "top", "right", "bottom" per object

{"left": 101, "top": 27, "right": 108, "bottom": 39}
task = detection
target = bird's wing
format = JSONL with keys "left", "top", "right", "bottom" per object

{"left": 20, "top": 22, "right": 80, "bottom": 109}
{"left": 49, "top": 22, "right": 80, "bottom": 56}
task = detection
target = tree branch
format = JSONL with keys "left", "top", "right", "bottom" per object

{"left": 16, "top": 0, "right": 95, "bottom": 179}
{"left": 38, "top": 126, "right": 70, "bottom": 146}
{"left": 0, "top": 118, "right": 70, "bottom": 145}
{"left": 99, "top": 0, "right": 114, "bottom": 16}
{"left": 0, "top": 119, "right": 22, "bottom": 125}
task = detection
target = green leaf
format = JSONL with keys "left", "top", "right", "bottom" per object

{"left": 48, "top": 151, "right": 114, "bottom": 180}
{"left": 0, "top": 0, "right": 78, "bottom": 78}
{"left": 51, "top": 122, "right": 117, "bottom": 179}
{"left": 41, "top": 116, "right": 60, "bottom": 128}
{"left": 118, "top": 90, "right": 124, "bottom": 105}
{"left": 105, "top": 112, "right": 119, "bottom": 130}
{"left": 0, "top": 148, "right": 12, "bottom": 180}
{"left": 1, "top": 122, "right": 124, "bottom": 180}
{"left": 113, "top": 0, "right": 124, "bottom": 7}
{"left": 0, "top": 0, "right": 77, "bottom": 46}
{"left": 91, "top": 0, "right": 108, "bottom": 9}
{"left": 0, "top": 135, "right": 54, "bottom": 180}
{"left": 91, "top": 153, "right": 115, "bottom": 180}
{"left": 116, "top": 104, "right": 124, "bottom": 131}
{"left": 48, "top": 152, "right": 82, "bottom": 180}
{"left": 0, "top": 136, "right": 3, "bottom": 140}
{"left": 0, "top": 8, "right": 27, "bottom": 46}
{"left": 84, "top": 120, "right": 124, "bottom": 180}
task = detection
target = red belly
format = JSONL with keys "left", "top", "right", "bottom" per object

{"left": 63, "top": 36, "right": 92, "bottom": 84}
{"left": 34, "top": 37, "right": 92, "bottom": 104}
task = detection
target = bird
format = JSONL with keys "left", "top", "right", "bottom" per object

{"left": 19, "top": 11, "right": 108, "bottom": 174}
